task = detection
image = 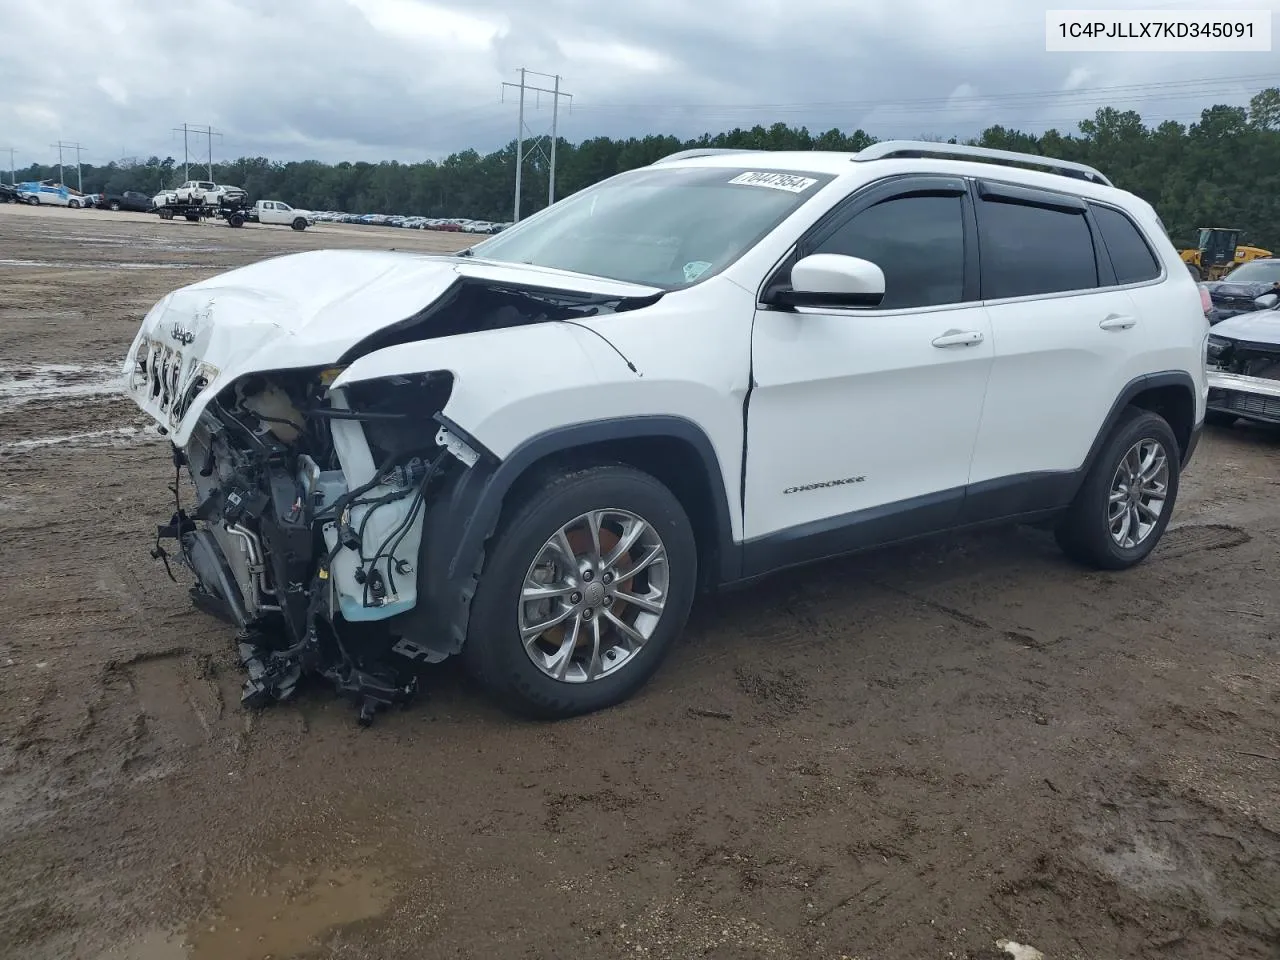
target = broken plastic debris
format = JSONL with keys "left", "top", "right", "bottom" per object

{"left": 997, "top": 939, "right": 1045, "bottom": 960}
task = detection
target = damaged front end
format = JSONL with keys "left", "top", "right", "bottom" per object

{"left": 148, "top": 363, "right": 472, "bottom": 724}
{"left": 1206, "top": 330, "right": 1280, "bottom": 426}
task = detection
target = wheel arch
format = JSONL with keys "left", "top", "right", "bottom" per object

{"left": 406, "top": 414, "right": 741, "bottom": 659}
{"left": 1082, "top": 371, "right": 1199, "bottom": 479}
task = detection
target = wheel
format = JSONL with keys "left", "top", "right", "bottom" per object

{"left": 1205, "top": 410, "right": 1236, "bottom": 428}
{"left": 185, "top": 214, "right": 200, "bottom": 222}
{"left": 1054, "top": 407, "right": 1180, "bottom": 570}
{"left": 462, "top": 464, "right": 698, "bottom": 719}
{"left": 291, "top": 218, "right": 307, "bottom": 231}
{"left": 227, "top": 213, "right": 244, "bottom": 228}
{"left": 28, "top": 196, "right": 39, "bottom": 205}
{"left": 109, "top": 201, "right": 121, "bottom": 212}
{"left": 69, "top": 199, "right": 80, "bottom": 208}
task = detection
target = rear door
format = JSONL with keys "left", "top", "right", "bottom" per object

{"left": 962, "top": 179, "right": 1157, "bottom": 518}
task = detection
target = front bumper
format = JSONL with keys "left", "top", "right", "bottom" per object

{"left": 1206, "top": 369, "right": 1280, "bottom": 425}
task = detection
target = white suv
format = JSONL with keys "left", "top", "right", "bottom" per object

{"left": 122, "top": 141, "right": 1208, "bottom": 722}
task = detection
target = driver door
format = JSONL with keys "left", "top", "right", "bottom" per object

{"left": 742, "top": 176, "right": 994, "bottom": 575}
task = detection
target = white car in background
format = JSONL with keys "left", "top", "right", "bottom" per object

{"left": 251, "top": 200, "right": 313, "bottom": 231}
{"left": 18, "top": 182, "right": 73, "bottom": 206}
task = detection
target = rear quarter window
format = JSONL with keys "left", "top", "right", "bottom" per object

{"left": 1091, "top": 204, "right": 1161, "bottom": 284}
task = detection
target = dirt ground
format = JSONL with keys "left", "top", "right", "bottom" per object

{"left": 1, "top": 202, "right": 1278, "bottom": 960}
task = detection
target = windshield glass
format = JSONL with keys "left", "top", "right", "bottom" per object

{"left": 1226, "top": 260, "right": 1280, "bottom": 284}
{"left": 466, "top": 165, "right": 834, "bottom": 289}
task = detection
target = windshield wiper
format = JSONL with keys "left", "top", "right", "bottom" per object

{"left": 455, "top": 247, "right": 473, "bottom": 257}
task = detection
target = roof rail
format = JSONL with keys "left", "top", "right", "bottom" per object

{"left": 851, "top": 140, "right": 1113, "bottom": 187}
{"left": 651, "top": 148, "right": 764, "bottom": 165}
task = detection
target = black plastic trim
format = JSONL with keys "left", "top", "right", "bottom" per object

{"left": 740, "top": 487, "right": 963, "bottom": 579}
{"left": 412, "top": 415, "right": 741, "bottom": 653}
{"left": 976, "top": 179, "right": 1087, "bottom": 213}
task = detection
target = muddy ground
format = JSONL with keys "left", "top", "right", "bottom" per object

{"left": 1, "top": 201, "right": 1278, "bottom": 960}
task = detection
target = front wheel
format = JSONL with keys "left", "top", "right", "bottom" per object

{"left": 463, "top": 464, "right": 698, "bottom": 719}
{"left": 109, "top": 201, "right": 121, "bottom": 212}
{"left": 291, "top": 217, "right": 307, "bottom": 231}
{"left": 1055, "top": 407, "right": 1180, "bottom": 570}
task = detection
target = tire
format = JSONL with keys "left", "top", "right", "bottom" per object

{"left": 1054, "top": 407, "right": 1181, "bottom": 570}
{"left": 28, "top": 197, "right": 39, "bottom": 205}
{"left": 110, "top": 201, "right": 121, "bottom": 212}
{"left": 227, "top": 213, "right": 245, "bottom": 228}
{"left": 1205, "top": 410, "right": 1236, "bottom": 428}
{"left": 462, "top": 463, "right": 698, "bottom": 720}
{"left": 185, "top": 214, "right": 200, "bottom": 222}
{"left": 291, "top": 218, "right": 307, "bottom": 231}
{"left": 69, "top": 199, "right": 80, "bottom": 208}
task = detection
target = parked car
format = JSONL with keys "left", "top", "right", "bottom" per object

{"left": 17, "top": 181, "right": 72, "bottom": 206}
{"left": 1205, "top": 294, "right": 1280, "bottom": 427}
{"left": 0, "top": 183, "right": 18, "bottom": 203}
{"left": 1200, "top": 257, "right": 1280, "bottom": 325}
{"left": 97, "top": 190, "right": 155, "bottom": 213}
{"left": 247, "top": 200, "right": 313, "bottom": 230}
{"left": 123, "top": 141, "right": 1208, "bottom": 723}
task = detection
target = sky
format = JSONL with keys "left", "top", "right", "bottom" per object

{"left": 1, "top": 0, "right": 1277, "bottom": 171}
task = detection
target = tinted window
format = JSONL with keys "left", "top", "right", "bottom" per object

{"left": 1092, "top": 205, "right": 1160, "bottom": 284}
{"left": 812, "top": 195, "right": 966, "bottom": 309}
{"left": 978, "top": 199, "right": 1098, "bottom": 299}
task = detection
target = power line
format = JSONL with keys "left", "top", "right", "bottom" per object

{"left": 562, "top": 72, "right": 1280, "bottom": 114}
{"left": 50, "top": 141, "right": 87, "bottom": 192}
{"left": 172, "top": 123, "right": 222, "bottom": 181}
{"left": 502, "top": 68, "right": 572, "bottom": 222}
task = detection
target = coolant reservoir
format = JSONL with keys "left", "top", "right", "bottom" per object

{"left": 241, "top": 382, "right": 304, "bottom": 443}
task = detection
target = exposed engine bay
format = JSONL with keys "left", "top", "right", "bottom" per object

{"left": 1205, "top": 333, "right": 1280, "bottom": 425}
{"left": 139, "top": 278, "right": 652, "bottom": 724}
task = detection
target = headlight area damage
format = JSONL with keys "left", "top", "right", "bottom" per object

{"left": 127, "top": 258, "right": 662, "bottom": 725}
{"left": 150, "top": 367, "right": 469, "bottom": 724}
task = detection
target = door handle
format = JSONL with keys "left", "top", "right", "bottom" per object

{"left": 931, "top": 330, "right": 985, "bottom": 348}
{"left": 1099, "top": 314, "right": 1137, "bottom": 330}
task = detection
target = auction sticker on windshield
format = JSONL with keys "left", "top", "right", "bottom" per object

{"left": 727, "top": 172, "right": 819, "bottom": 193}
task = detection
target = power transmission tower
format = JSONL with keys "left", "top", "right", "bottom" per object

{"left": 172, "top": 123, "right": 221, "bottom": 181}
{"left": 50, "top": 141, "right": 87, "bottom": 191}
{"left": 501, "top": 69, "right": 572, "bottom": 222}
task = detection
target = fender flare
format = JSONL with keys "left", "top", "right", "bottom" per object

{"left": 1080, "top": 370, "right": 1200, "bottom": 479}
{"left": 405, "top": 414, "right": 740, "bottom": 656}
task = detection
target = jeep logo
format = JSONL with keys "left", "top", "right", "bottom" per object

{"left": 170, "top": 324, "right": 195, "bottom": 345}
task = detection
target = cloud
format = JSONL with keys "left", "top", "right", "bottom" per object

{"left": 0, "top": 0, "right": 1272, "bottom": 170}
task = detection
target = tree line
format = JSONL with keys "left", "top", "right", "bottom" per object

{"left": 8, "top": 87, "right": 1280, "bottom": 251}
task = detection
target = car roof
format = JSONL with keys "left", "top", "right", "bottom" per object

{"left": 652, "top": 144, "right": 1137, "bottom": 207}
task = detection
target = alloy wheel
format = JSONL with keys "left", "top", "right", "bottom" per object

{"left": 518, "top": 509, "right": 669, "bottom": 683}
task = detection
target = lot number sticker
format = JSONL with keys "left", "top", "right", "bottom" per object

{"left": 727, "top": 172, "right": 818, "bottom": 193}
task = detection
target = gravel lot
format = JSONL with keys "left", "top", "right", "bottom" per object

{"left": 1, "top": 201, "right": 1278, "bottom": 960}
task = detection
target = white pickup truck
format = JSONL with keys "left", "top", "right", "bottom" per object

{"left": 248, "top": 200, "right": 313, "bottom": 231}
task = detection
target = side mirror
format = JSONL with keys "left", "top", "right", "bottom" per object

{"left": 1254, "top": 293, "right": 1278, "bottom": 310}
{"left": 771, "top": 254, "right": 885, "bottom": 309}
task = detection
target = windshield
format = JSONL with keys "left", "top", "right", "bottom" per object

{"left": 465, "top": 165, "right": 834, "bottom": 289}
{"left": 1226, "top": 260, "right": 1280, "bottom": 284}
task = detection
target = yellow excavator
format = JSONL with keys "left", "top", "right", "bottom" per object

{"left": 1180, "top": 227, "right": 1272, "bottom": 281}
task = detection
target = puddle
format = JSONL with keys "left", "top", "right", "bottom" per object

{"left": 0, "top": 362, "right": 125, "bottom": 407}
{"left": 0, "top": 258, "right": 212, "bottom": 270}
{"left": 99, "top": 928, "right": 189, "bottom": 959}
{"left": 0, "top": 425, "right": 155, "bottom": 452}
{"left": 184, "top": 865, "right": 393, "bottom": 959}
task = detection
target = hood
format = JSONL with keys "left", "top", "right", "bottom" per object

{"left": 1211, "top": 307, "right": 1280, "bottom": 345}
{"left": 1204, "top": 279, "right": 1280, "bottom": 302}
{"left": 121, "top": 248, "right": 662, "bottom": 444}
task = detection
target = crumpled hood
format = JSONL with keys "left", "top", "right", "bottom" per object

{"left": 1203, "top": 279, "right": 1280, "bottom": 302}
{"left": 121, "top": 248, "right": 661, "bottom": 444}
{"left": 1210, "top": 307, "right": 1280, "bottom": 345}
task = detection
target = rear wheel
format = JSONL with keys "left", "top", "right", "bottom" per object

{"left": 463, "top": 464, "right": 697, "bottom": 719}
{"left": 1055, "top": 407, "right": 1180, "bottom": 570}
